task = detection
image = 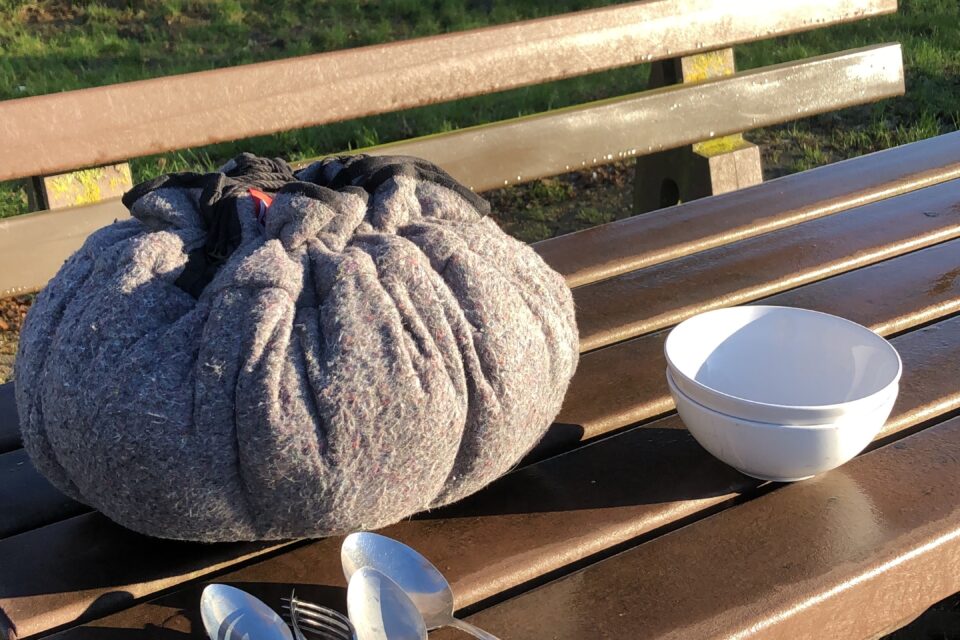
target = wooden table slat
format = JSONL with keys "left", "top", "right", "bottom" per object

{"left": 575, "top": 177, "right": 960, "bottom": 351}
{"left": 554, "top": 236, "right": 960, "bottom": 451}
{"left": 440, "top": 413, "right": 960, "bottom": 640}
{"left": 42, "top": 313, "right": 960, "bottom": 639}
{"left": 538, "top": 130, "right": 960, "bottom": 287}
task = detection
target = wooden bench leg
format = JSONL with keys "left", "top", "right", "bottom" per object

{"left": 634, "top": 49, "right": 763, "bottom": 214}
{"left": 27, "top": 163, "right": 132, "bottom": 211}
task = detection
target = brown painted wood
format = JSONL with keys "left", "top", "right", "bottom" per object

{"left": 0, "top": 524, "right": 296, "bottom": 640}
{"left": 0, "top": 0, "right": 895, "bottom": 182}
{"left": 4, "top": 140, "right": 958, "bottom": 637}
{"left": 551, "top": 237, "right": 960, "bottom": 453}
{"left": 575, "top": 177, "right": 960, "bottom": 351}
{"left": 538, "top": 130, "right": 960, "bottom": 287}
{"left": 439, "top": 413, "right": 960, "bottom": 640}
{"left": 6, "top": 226, "right": 959, "bottom": 544}
{"left": 5, "top": 108, "right": 951, "bottom": 302}
{"left": 0, "top": 45, "right": 909, "bottom": 298}
{"left": 352, "top": 44, "right": 903, "bottom": 193}
{"left": 42, "top": 314, "right": 960, "bottom": 640}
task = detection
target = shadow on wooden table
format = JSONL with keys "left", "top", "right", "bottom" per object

{"left": 425, "top": 424, "right": 748, "bottom": 520}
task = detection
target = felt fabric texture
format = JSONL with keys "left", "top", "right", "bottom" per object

{"left": 15, "top": 154, "right": 579, "bottom": 542}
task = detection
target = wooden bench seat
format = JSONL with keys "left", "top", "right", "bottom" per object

{"left": 35, "top": 307, "right": 960, "bottom": 639}
{"left": 4, "top": 136, "right": 960, "bottom": 542}
{"left": 3, "top": 135, "right": 960, "bottom": 638}
{"left": 538, "top": 131, "right": 960, "bottom": 287}
{"left": 574, "top": 177, "right": 960, "bottom": 350}
{"left": 555, "top": 236, "right": 960, "bottom": 450}
{"left": 432, "top": 412, "right": 960, "bottom": 640}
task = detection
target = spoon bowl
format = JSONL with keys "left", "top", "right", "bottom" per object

{"left": 200, "top": 583, "right": 293, "bottom": 640}
{"left": 342, "top": 532, "right": 501, "bottom": 639}
{"left": 342, "top": 531, "right": 451, "bottom": 626}
{"left": 347, "top": 567, "right": 427, "bottom": 640}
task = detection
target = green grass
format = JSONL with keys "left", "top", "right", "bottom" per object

{"left": 737, "top": 0, "right": 960, "bottom": 173}
{"left": 0, "top": 0, "right": 957, "bottom": 225}
{"left": 0, "top": 0, "right": 650, "bottom": 217}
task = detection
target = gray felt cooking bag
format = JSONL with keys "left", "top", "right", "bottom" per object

{"left": 15, "top": 154, "right": 579, "bottom": 542}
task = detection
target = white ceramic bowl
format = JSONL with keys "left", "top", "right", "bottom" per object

{"left": 667, "top": 370, "right": 896, "bottom": 481}
{"left": 664, "top": 306, "right": 902, "bottom": 425}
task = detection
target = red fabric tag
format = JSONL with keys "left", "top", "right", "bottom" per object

{"left": 249, "top": 188, "right": 273, "bottom": 226}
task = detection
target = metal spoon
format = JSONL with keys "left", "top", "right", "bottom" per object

{"left": 342, "top": 532, "right": 501, "bottom": 640}
{"left": 347, "top": 567, "right": 427, "bottom": 640}
{"left": 200, "top": 583, "right": 293, "bottom": 640}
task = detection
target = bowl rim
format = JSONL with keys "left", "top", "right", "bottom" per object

{"left": 664, "top": 305, "right": 903, "bottom": 416}
{"left": 666, "top": 369, "right": 895, "bottom": 430}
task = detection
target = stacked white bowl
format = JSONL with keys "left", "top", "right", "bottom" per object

{"left": 664, "top": 306, "right": 902, "bottom": 482}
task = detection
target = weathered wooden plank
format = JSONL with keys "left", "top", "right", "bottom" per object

{"left": 0, "top": 201, "right": 129, "bottom": 298}
{"left": 0, "top": 0, "right": 896, "bottom": 182}
{"left": 438, "top": 413, "right": 960, "bottom": 640}
{"left": 537, "top": 130, "right": 960, "bottom": 287}
{"left": 575, "top": 177, "right": 960, "bottom": 351}
{"left": 43, "top": 314, "right": 960, "bottom": 640}
{"left": 357, "top": 44, "right": 904, "bottom": 192}
{"left": 550, "top": 237, "right": 960, "bottom": 453}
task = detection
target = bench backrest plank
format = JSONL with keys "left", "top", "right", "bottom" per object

{"left": 366, "top": 45, "right": 903, "bottom": 192}
{"left": 0, "top": 45, "right": 907, "bottom": 298}
{"left": 0, "top": 0, "right": 896, "bottom": 182}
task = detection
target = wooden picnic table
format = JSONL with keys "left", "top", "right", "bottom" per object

{"left": 2, "top": 130, "right": 960, "bottom": 639}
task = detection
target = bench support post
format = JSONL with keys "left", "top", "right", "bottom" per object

{"left": 26, "top": 163, "right": 133, "bottom": 211}
{"left": 633, "top": 49, "right": 763, "bottom": 213}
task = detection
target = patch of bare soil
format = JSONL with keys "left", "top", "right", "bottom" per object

{"left": 0, "top": 295, "right": 31, "bottom": 384}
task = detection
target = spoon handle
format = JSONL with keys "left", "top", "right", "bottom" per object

{"left": 448, "top": 617, "right": 502, "bottom": 640}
